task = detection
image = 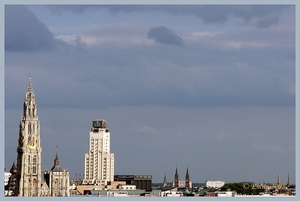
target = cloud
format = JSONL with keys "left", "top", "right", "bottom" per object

{"left": 45, "top": 5, "right": 291, "bottom": 28}
{"left": 5, "top": 5, "right": 55, "bottom": 51}
{"left": 55, "top": 23, "right": 154, "bottom": 48}
{"left": 132, "top": 124, "right": 160, "bottom": 135}
{"left": 147, "top": 26, "right": 183, "bottom": 46}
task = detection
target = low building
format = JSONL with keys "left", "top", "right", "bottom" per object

{"left": 205, "top": 180, "right": 225, "bottom": 189}
{"left": 4, "top": 172, "right": 11, "bottom": 187}
{"left": 114, "top": 175, "right": 152, "bottom": 190}
{"left": 5, "top": 163, "right": 17, "bottom": 196}
{"left": 215, "top": 191, "right": 236, "bottom": 197}
{"left": 75, "top": 181, "right": 126, "bottom": 195}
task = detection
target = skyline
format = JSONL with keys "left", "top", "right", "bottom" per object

{"left": 4, "top": 4, "right": 295, "bottom": 184}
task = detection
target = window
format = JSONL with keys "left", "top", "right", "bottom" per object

{"left": 33, "top": 156, "right": 37, "bottom": 165}
{"left": 28, "top": 123, "right": 31, "bottom": 134}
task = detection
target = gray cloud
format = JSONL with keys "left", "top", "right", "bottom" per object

{"left": 147, "top": 26, "right": 183, "bottom": 46}
{"left": 5, "top": 5, "right": 55, "bottom": 51}
{"left": 45, "top": 5, "right": 290, "bottom": 28}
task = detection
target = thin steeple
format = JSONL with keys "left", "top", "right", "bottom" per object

{"left": 174, "top": 165, "right": 178, "bottom": 179}
{"left": 173, "top": 165, "right": 179, "bottom": 188}
{"left": 185, "top": 164, "right": 189, "bottom": 180}
{"left": 51, "top": 146, "right": 63, "bottom": 172}
{"left": 287, "top": 172, "right": 291, "bottom": 187}
{"left": 54, "top": 146, "right": 60, "bottom": 167}
{"left": 163, "top": 173, "right": 167, "bottom": 187}
{"left": 185, "top": 164, "right": 190, "bottom": 189}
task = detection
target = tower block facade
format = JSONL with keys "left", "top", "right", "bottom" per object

{"left": 14, "top": 77, "right": 43, "bottom": 196}
{"left": 83, "top": 119, "right": 114, "bottom": 185}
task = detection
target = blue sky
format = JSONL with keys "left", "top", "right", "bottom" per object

{"left": 4, "top": 4, "right": 295, "bottom": 184}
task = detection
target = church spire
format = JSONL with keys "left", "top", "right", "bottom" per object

{"left": 175, "top": 165, "right": 178, "bottom": 179}
{"left": 185, "top": 165, "right": 189, "bottom": 180}
{"left": 287, "top": 172, "right": 291, "bottom": 187}
{"left": 185, "top": 164, "right": 190, "bottom": 189}
{"left": 163, "top": 173, "right": 168, "bottom": 187}
{"left": 24, "top": 76, "right": 36, "bottom": 117}
{"left": 28, "top": 76, "right": 33, "bottom": 92}
{"left": 173, "top": 165, "right": 179, "bottom": 188}
{"left": 51, "top": 147, "right": 63, "bottom": 172}
{"left": 54, "top": 146, "right": 60, "bottom": 167}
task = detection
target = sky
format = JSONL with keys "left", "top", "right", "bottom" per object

{"left": 4, "top": 4, "right": 296, "bottom": 184}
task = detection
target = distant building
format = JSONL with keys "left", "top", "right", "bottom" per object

{"left": 44, "top": 149, "right": 70, "bottom": 196}
{"left": 162, "top": 174, "right": 168, "bottom": 187}
{"left": 172, "top": 166, "right": 192, "bottom": 189}
{"left": 114, "top": 175, "right": 152, "bottom": 190}
{"left": 83, "top": 119, "right": 114, "bottom": 185}
{"left": 4, "top": 171, "right": 11, "bottom": 187}
{"left": 205, "top": 180, "right": 225, "bottom": 189}
{"left": 5, "top": 163, "right": 17, "bottom": 196}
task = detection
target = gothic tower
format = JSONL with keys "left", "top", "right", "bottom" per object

{"left": 185, "top": 166, "right": 190, "bottom": 189}
{"left": 14, "top": 77, "right": 43, "bottom": 196}
{"left": 172, "top": 166, "right": 179, "bottom": 188}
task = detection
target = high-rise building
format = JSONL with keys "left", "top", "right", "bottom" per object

{"left": 14, "top": 77, "right": 45, "bottom": 196}
{"left": 83, "top": 119, "right": 114, "bottom": 185}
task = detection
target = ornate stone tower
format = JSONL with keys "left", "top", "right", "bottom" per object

{"left": 14, "top": 77, "right": 43, "bottom": 196}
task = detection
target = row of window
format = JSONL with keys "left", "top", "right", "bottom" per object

{"left": 28, "top": 166, "right": 37, "bottom": 174}
{"left": 28, "top": 155, "right": 37, "bottom": 165}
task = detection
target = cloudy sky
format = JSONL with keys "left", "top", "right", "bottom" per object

{"left": 4, "top": 4, "right": 295, "bottom": 184}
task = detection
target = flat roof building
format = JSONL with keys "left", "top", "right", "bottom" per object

{"left": 114, "top": 175, "right": 152, "bottom": 190}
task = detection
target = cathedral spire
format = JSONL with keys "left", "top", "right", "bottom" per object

{"left": 175, "top": 165, "right": 178, "bottom": 179}
{"left": 173, "top": 165, "right": 179, "bottom": 188}
{"left": 24, "top": 76, "right": 36, "bottom": 118}
{"left": 185, "top": 164, "right": 189, "bottom": 180}
{"left": 185, "top": 164, "right": 191, "bottom": 189}
{"left": 28, "top": 76, "right": 33, "bottom": 92}
{"left": 163, "top": 173, "right": 167, "bottom": 187}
